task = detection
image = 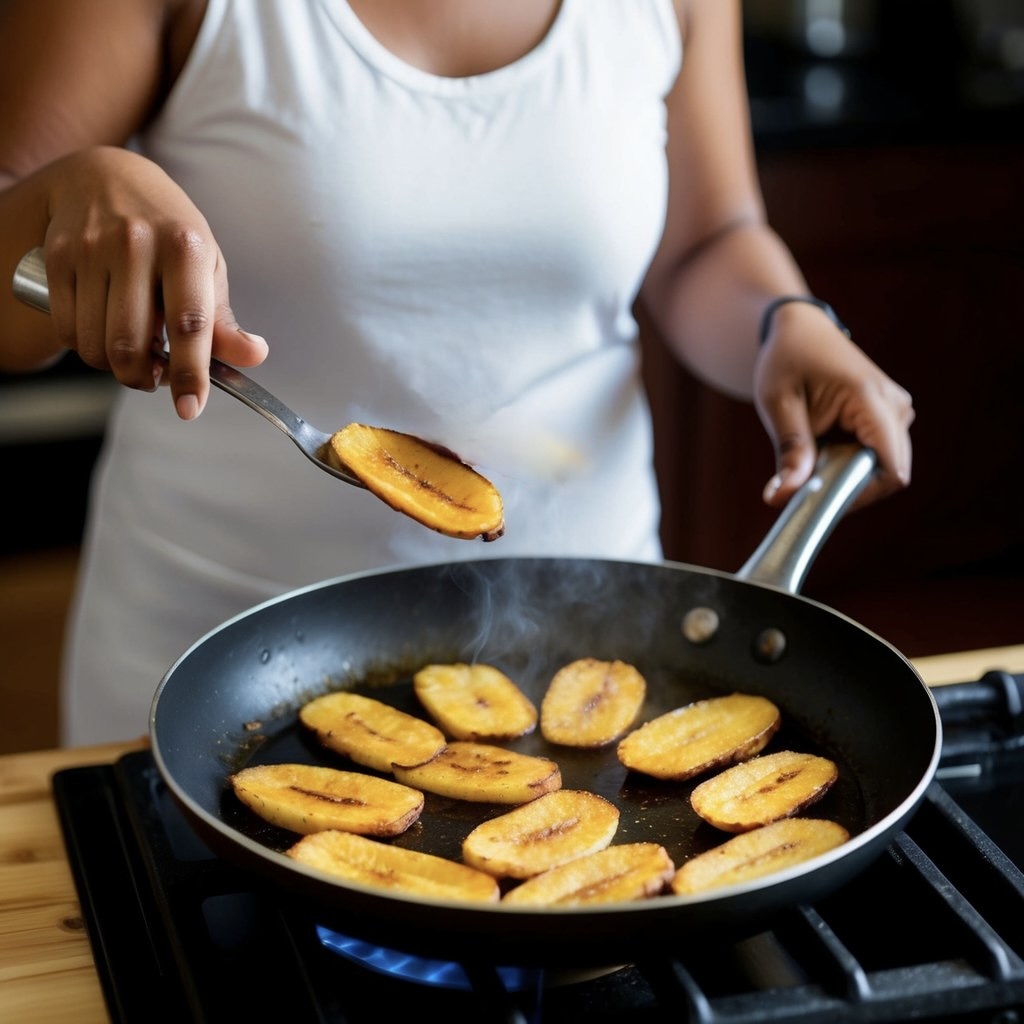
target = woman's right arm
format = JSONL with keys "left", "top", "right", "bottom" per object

{"left": 0, "top": 0, "right": 266, "bottom": 419}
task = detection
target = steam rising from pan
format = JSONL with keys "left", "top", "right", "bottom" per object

{"left": 431, "top": 557, "right": 727, "bottom": 681}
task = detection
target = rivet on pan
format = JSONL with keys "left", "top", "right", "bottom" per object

{"left": 753, "top": 628, "right": 787, "bottom": 664}
{"left": 681, "top": 607, "right": 720, "bottom": 645}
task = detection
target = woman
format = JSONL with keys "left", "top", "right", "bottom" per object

{"left": 0, "top": 0, "right": 913, "bottom": 744}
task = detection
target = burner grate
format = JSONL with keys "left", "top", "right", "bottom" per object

{"left": 53, "top": 750, "right": 1024, "bottom": 1023}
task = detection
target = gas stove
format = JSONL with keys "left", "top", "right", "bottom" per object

{"left": 53, "top": 671, "right": 1024, "bottom": 1023}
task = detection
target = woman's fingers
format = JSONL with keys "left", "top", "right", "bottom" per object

{"left": 756, "top": 336, "right": 914, "bottom": 511}
{"left": 758, "top": 394, "right": 818, "bottom": 507}
{"left": 835, "top": 376, "right": 915, "bottom": 507}
{"left": 159, "top": 242, "right": 218, "bottom": 420}
{"left": 105, "top": 249, "right": 167, "bottom": 392}
{"left": 34, "top": 148, "right": 266, "bottom": 418}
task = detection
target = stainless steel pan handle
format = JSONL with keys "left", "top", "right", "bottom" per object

{"left": 737, "top": 444, "right": 876, "bottom": 595}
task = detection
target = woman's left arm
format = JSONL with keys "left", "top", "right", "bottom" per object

{"left": 639, "top": 0, "right": 913, "bottom": 508}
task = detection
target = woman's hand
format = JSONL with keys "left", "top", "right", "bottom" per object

{"left": 754, "top": 301, "right": 914, "bottom": 510}
{"left": 37, "top": 145, "right": 267, "bottom": 419}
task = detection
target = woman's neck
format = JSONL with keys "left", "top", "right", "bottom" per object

{"left": 344, "top": 0, "right": 562, "bottom": 77}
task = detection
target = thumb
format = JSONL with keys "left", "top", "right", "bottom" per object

{"left": 211, "top": 304, "right": 268, "bottom": 368}
{"left": 760, "top": 401, "right": 818, "bottom": 508}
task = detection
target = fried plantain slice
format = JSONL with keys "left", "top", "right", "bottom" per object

{"left": 392, "top": 741, "right": 561, "bottom": 804}
{"left": 299, "top": 691, "right": 446, "bottom": 774}
{"left": 462, "top": 789, "right": 620, "bottom": 879}
{"left": 502, "top": 842, "right": 674, "bottom": 907}
{"left": 690, "top": 749, "right": 839, "bottom": 832}
{"left": 326, "top": 423, "right": 505, "bottom": 542}
{"left": 540, "top": 658, "right": 646, "bottom": 748}
{"left": 413, "top": 663, "right": 538, "bottom": 741}
{"left": 671, "top": 818, "right": 850, "bottom": 895}
{"left": 616, "top": 692, "right": 781, "bottom": 781}
{"left": 288, "top": 829, "right": 501, "bottom": 903}
{"left": 230, "top": 763, "right": 424, "bottom": 836}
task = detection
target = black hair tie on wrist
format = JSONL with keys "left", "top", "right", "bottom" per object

{"left": 759, "top": 296, "right": 852, "bottom": 346}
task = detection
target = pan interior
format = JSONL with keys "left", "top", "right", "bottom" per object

{"left": 216, "top": 660, "right": 867, "bottom": 876}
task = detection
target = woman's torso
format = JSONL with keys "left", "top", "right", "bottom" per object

{"left": 63, "top": 0, "right": 683, "bottom": 744}
{"left": 97, "top": 0, "right": 682, "bottom": 579}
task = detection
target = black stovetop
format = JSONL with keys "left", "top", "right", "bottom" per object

{"left": 53, "top": 672, "right": 1024, "bottom": 1024}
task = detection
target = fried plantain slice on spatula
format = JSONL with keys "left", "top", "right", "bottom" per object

{"left": 326, "top": 423, "right": 505, "bottom": 541}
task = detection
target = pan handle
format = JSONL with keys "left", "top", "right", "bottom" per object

{"left": 736, "top": 444, "right": 876, "bottom": 595}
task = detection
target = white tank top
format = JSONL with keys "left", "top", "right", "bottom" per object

{"left": 62, "top": 0, "right": 682, "bottom": 744}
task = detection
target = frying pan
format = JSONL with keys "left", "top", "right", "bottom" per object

{"left": 150, "top": 445, "right": 941, "bottom": 968}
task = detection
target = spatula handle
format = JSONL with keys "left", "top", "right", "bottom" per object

{"left": 11, "top": 247, "right": 50, "bottom": 314}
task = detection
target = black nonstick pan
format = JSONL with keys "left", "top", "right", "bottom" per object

{"left": 150, "top": 445, "right": 941, "bottom": 967}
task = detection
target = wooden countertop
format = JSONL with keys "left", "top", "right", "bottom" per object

{"left": 3, "top": 646, "right": 1024, "bottom": 1023}
{"left": 0, "top": 738, "right": 147, "bottom": 1023}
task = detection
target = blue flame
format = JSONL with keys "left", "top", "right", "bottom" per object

{"left": 316, "top": 926, "right": 538, "bottom": 992}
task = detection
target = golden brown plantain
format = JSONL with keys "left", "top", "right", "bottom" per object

{"left": 540, "top": 658, "right": 646, "bottom": 748}
{"left": 230, "top": 763, "right": 424, "bottom": 836}
{"left": 413, "top": 663, "right": 538, "bottom": 741}
{"left": 326, "top": 423, "right": 505, "bottom": 541}
{"left": 462, "top": 789, "right": 620, "bottom": 879}
{"left": 299, "top": 691, "right": 446, "bottom": 774}
{"left": 288, "top": 829, "right": 501, "bottom": 903}
{"left": 502, "top": 842, "right": 674, "bottom": 906}
{"left": 689, "top": 749, "right": 839, "bottom": 832}
{"left": 616, "top": 692, "right": 781, "bottom": 781}
{"left": 671, "top": 818, "right": 850, "bottom": 895}
{"left": 392, "top": 741, "right": 561, "bottom": 804}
